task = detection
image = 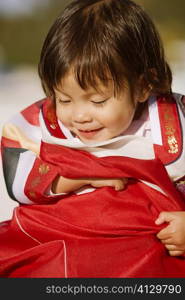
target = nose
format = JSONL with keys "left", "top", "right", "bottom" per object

{"left": 73, "top": 105, "right": 92, "bottom": 123}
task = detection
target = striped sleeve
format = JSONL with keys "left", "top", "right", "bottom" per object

{"left": 1, "top": 99, "right": 64, "bottom": 204}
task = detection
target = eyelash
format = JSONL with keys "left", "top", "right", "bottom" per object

{"left": 58, "top": 99, "right": 71, "bottom": 104}
{"left": 58, "top": 98, "right": 109, "bottom": 105}
{"left": 91, "top": 99, "right": 108, "bottom": 105}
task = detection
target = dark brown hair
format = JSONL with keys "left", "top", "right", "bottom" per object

{"left": 38, "top": 0, "right": 172, "bottom": 99}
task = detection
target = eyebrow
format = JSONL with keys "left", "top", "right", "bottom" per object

{"left": 57, "top": 90, "right": 71, "bottom": 97}
{"left": 56, "top": 89, "right": 110, "bottom": 98}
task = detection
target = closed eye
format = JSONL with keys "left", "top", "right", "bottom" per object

{"left": 58, "top": 99, "right": 71, "bottom": 104}
{"left": 91, "top": 98, "right": 109, "bottom": 105}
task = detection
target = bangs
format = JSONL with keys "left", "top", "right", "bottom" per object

{"left": 39, "top": 0, "right": 172, "bottom": 99}
{"left": 40, "top": 0, "right": 130, "bottom": 98}
{"left": 54, "top": 46, "right": 129, "bottom": 97}
{"left": 71, "top": 50, "right": 127, "bottom": 96}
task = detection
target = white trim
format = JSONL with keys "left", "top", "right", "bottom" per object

{"left": 15, "top": 209, "right": 68, "bottom": 278}
{"left": 40, "top": 110, "right": 151, "bottom": 148}
{"left": 139, "top": 180, "right": 167, "bottom": 196}
{"left": 75, "top": 186, "right": 96, "bottom": 195}
{"left": 9, "top": 113, "right": 42, "bottom": 142}
{"left": 148, "top": 96, "right": 162, "bottom": 145}
{"left": 12, "top": 151, "right": 36, "bottom": 204}
{"left": 75, "top": 180, "right": 166, "bottom": 196}
{"left": 15, "top": 208, "right": 41, "bottom": 244}
{"left": 58, "top": 120, "right": 75, "bottom": 139}
{"left": 166, "top": 94, "right": 185, "bottom": 180}
{"left": 40, "top": 111, "right": 155, "bottom": 159}
{"left": 62, "top": 240, "right": 68, "bottom": 278}
{"left": 48, "top": 185, "right": 68, "bottom": 196}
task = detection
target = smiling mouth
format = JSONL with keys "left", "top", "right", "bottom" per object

{"left": 78, "top": 128, "right": 103, "bottom": 133}
{"left": 77, "top": 127, "right": 104, "bottom": 139}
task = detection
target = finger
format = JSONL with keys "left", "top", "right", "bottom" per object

{"left": 117, "top": 179, "right": 128, "bottom": 189}
{"left": 160, "top": 238, "right": 174, "bottom": 245}
{"left": 157, "top": 232, "right": 172, "bottom": 240}
{"left": 169, "top": 250, "right": 185, "bottom": 256}
{"left": 156, "top": 227, "right": 173, "bottom": 240}
{"left": 165, "top": 244, "right": 178, "bottom": 251}
{"left": 155, "top": 211, "right": 175, "bottom": 225}
{"left": 92, "top": 179, "right": 117, "bottom": 188}
{"left": 115, "top": 180, "right": 125, "bottom": 191}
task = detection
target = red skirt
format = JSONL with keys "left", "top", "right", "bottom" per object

{"left": 1, "top": 150, "right": 185, "bottom": 277}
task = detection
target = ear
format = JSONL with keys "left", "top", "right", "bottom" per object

{"left": 137, "top": 87, "right": 152, "bottom": 103}
{"left": 135, "top": 75, "right": 152, "bottom": 103}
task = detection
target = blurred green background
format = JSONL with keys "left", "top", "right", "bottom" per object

{"left": 0, "top": 0, "right": 185, "bottom": 67}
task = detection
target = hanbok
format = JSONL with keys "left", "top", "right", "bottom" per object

{"left": 1, "top": 93, "right": 185, "bottom": 277}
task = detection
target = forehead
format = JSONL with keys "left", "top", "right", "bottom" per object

{"left": 56, "top": 71, "right": 114, "bottom": 96}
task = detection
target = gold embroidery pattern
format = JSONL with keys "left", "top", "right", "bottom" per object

{"left": 29, "top": 164, "right": 50, "bottom": 199}
{"left": 167, "top": 136, "right": 178, "bottom": 154}
{"left": 31, "top": 177, "right": 41, "bottom": 188}
{"left": 29, "top": 191, "right": 36, "bottom": 198}
{"left": 178, "top": 180, "right": 185, "bottom": 185}
{"left": 47, "top": 110, "right": 56, "bottom": 123}
{"left": 39, "top": 164, "right": 50, "bottom": 175}
{"left": 47, "top": 110, "right": 58, "bottom": 130}
{"left": 163, "top": 103, "right": 178, "bottom": 154}
{"left": 50, "top": 124, "right": 57, "bottom": 129}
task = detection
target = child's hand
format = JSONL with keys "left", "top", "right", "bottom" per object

{"left": 89, "top": 178, "right": 128, "bottom": 191}
{"left": 155, "top": 211, "right": 185, "bottom": 256}
{"left": 52, "top": 176, "right": 128, "bottom": 194}
{"left": 3, "top": 123, "right": 40, "bottom": 155}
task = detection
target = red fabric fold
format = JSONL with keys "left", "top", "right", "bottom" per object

{"left": 1, "top": 142, "right": 185, "bottom": 277}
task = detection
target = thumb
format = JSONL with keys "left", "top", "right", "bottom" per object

{"left": 155, "top": 211, "right": 175, "bottom": 225}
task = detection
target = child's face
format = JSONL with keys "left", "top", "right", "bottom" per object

{"left": 55, "top": 72, "right": 147, "bottom": 144}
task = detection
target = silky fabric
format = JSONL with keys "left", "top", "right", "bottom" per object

{"left": 0, "top": 142, "right": 185, "bottom": 277}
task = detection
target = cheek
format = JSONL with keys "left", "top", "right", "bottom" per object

{"left": 105, "top": 107, "right": 135, "bottom": 130}
{"left": 56, "top": 106, "right": 70, "bottom": 125}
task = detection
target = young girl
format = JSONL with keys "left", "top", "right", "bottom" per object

{"left": 1, "top": 0, "right": 185, "bottom": 277}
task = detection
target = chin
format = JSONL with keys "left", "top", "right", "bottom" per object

{"left": 80, "top": 135, "right": 112, "bottom": 144}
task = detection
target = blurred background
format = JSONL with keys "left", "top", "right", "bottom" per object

{"left": 0, "top": 0, "right": 185, "bottom": 221}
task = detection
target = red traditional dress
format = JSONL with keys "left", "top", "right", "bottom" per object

{"left": 1, "top": 93, "right": 185, "bottom": 278}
